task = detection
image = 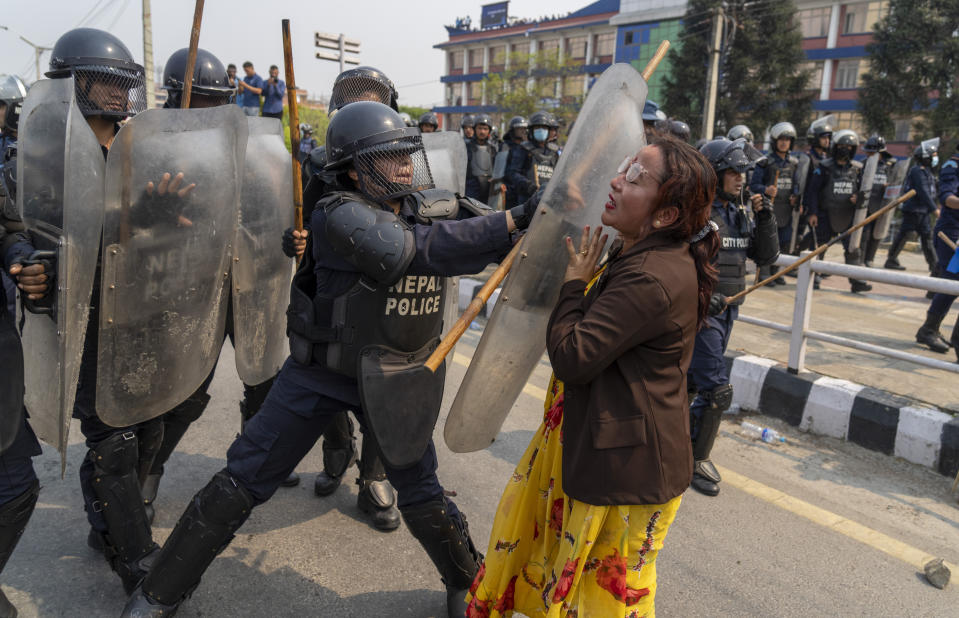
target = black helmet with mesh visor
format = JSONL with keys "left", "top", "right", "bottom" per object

{"left": 700, "top": 138, "right": 761, "bottom": 174}
{"left": 325, "top": 101, "right": 434, "bottom": 203}
{"left": 327, "top": 66, "right": 399, "bottom": 115}
{"left": 161, "top": 47, "right": 235, "bottom": 108}
{"left": 46, "top": 28, "right": 146, "bottom": 119}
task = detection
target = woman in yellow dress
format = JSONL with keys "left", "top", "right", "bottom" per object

{"left": 467, "top": 135, "right": 720, "bottom": 618}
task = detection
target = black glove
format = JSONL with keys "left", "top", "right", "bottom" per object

{"left": 707, "top": 292, "right": 728, "bottom": 317}
{"left": 281, "top": 227, "right": 297, "bottom": 258}
{"left": 508, "top": 186, "right": 545, "bottom": 231}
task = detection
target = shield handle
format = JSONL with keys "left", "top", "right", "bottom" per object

{"left": 424, "top": 240, "right": 523, "bottom": 373}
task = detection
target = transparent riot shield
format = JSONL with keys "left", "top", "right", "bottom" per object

{"left": 423, "top": 131, "right": 467, "bottom": 196}
{"left": 488, "top": 150, "right": 510, "bottom": 210}
{"left": 96, "top": 105, "right": 247, "bottom": 427}
{"left": 16, "top": 78, "right": 104, "bottom": 462}
{"left": 873, "top": 159, "right": 910, "bottom": 240}
{"left": 848, "top": 154, "right": 878, "bottom": 253}
{"left": 444, "top": 64, "right": 649, "bottom": 453}
{"left": 232, "top": 117, "right": 294, "bottom": 385}
{"left": 789, "top": 152, "right": 812, "bottom": 254}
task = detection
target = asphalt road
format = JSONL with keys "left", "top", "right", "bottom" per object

{"left": 6, "top": 327, "right": 958, "bottom": 617}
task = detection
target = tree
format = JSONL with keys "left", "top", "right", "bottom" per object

{"left": 859, "top": 0, "right": 959, "bottom": 141}
{"left": 481, "top": 50, "right": 587, "bottom": 140}
{"left": 664, "top": 0, "right": 813, "bottom": 141}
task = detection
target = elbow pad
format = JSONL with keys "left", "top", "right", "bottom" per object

{"left": 752, "top": 209, "right": 780, "bottom": 266}
{"left": 324, "top": 199, "right": 415, "bottom": 285}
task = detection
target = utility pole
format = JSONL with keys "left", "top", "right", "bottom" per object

{"left": 142, "top": 0, "right": 156, "bottom": 108}
{"left": 702, "top": 3, "right": 724, "bottom": 140}
{"left": 19, "top": 36, "right": 52, "bottom": 82}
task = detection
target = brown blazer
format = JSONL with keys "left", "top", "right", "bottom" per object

{"left": 546, "top": 234, "right": 697, "bottom": 505}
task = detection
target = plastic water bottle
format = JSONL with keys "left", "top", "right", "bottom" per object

{"left": 739, "top": 421, "right": 786, "bottom": 444}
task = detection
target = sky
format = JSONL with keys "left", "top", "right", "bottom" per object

{"left": 0, "top": 0, "right": 597, "bottom": 107}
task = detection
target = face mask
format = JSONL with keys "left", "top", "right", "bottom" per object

{"left": 932, "top": 155, "right": 939, "bottom": 167}
{"left": 533, "top": 128, "right": 548, "bottom": 142}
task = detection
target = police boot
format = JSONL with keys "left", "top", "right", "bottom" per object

{"left": 121, "top": 471, "right": 254, "bottom": 618}
{"left": 951, "top": 319, "right": 959, "bottom": 363}
{"left": 140, "top": 473, "right": 162, "bottom": 526}
{"left": 0, "top": 480, "right": 39, "bottom": 618}
{"left": 401, "top": 498, "right": 481, "bottom": 618}
{"left": 88, "top": 432, "right": 160, "bottom": 594}
{"left": 355, "top": 434, "right": 400, "bottom": 531}
{"left": 240, "top": 398, "right": 299, "bottom": 488}
{"left": 884, "top": 235, "right": 907, "bottom": 270}
{"left": 863, "top": 236, "right": 880, "bottom": 268}
{"left": 916, "top": 312, "right": 951, "bottom": 353}
{"left": 314, "top": 412, "right": 357, "bottom": 497}
{"left": 690, "top": 385, "right": 732, "bottom": 497}
{"left": 850, "top": 280, "right": 872, "bottom": 293}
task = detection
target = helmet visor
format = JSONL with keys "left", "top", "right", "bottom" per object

{"left": 354, "top": 134, "right": 434, "bottom": 201}
{"left": 329, "top": 75, "right": 393, "bottom": 113}
{"left": 72, "top": 64, "right": 146, "bottom": 118}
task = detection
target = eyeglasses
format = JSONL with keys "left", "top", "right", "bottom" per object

{"left": 617, "top": 156, "right": 660, "bottom": 185}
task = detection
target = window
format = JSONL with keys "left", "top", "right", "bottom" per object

{"left": 804, "top": 61, "right": 824, "bottom": 90}
{"left": 843, "top": 1, "right": 888, "bottom": 34}
{"left": 893, "top": 118, "right": 913, "bottom": 142}
{"left": 563, "top": 74, "right": 585, "bottom": 99}
{"left": 565, "top": 36, "right": 587, "bottom": 62}
{"left": 798, "top": 7, "right": 831, "bottom": 38}
{"left": 538, "top": 39, "right": 559, "bottom": 62}
{"left": 835, "top": 59, "right": 860, "bottom": 89}
{"left": 489, "top": 45, "right": 506, "bottom": 72}
{"left": 468, "top": 49, "right": 484, "bottom": 73}
{"left": 624, "top": 31, "right": 635, "bottom": 46}
{"left": 446, "top": 84, "right": 457, "bottom": 106}
{"left": 468, "top": 81, "right": 483, "bottom": 105}
{"left": 593, "top": 32, "right": 615, "bottom": 63}
{"left": 832, "top": 112, "right": 866, "bottom": 137}
{"left": 449, "top": 50, "right": 464, "bottom": 74}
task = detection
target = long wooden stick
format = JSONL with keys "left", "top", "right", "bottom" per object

{"left": 282, "top": 19, "right": 304, "bottom": 234}
{"left": 422, "top": 44, "right": 672, "bottom": 374}
{"left": 726, "top": 189, "right": 916, "bottom": 304}
{"left": 937, "top": 231, "right": 957, "bottom": 251}
{"left": 180, "top": 0, "right": 204, "bottom": 109}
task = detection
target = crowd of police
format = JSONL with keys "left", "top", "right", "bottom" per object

{"left": 0, "top": 24, "right": 957, "bottom": 618}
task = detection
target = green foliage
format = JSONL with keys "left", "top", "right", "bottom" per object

{"left": 280, "top": 106, "right": 330, "bottom": 151}
{"left": 859, "top": 0, "right": 959, "bottom": 141}
{"left": 481, "top": 51, "right": 586, "bottom": 139}
{"left": 664, "top": 0, "right": 813, "bottom": 140}
{"left": 400, "top": 105, "right": 431, "bottom": 121}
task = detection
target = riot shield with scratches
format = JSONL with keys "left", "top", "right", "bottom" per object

{"left": 96, "top": 105, "right": 247, "bottom": 426}
{"left": 444, "top": 64, "right": 649, "bottom": 453}
{"left": 873, "top": 159, "right": 910, "bottom": 241}
{"left": 16, "top": 77, "right": 104, "bottom": 460}
{"left": 848, "top": 152, "right": 878, "bottom": 254}
{"left": 422, "top": 131, "right": 466, "bottom": 196}
{"left": 232, "top": 117, "right": 294, "bottom": 385}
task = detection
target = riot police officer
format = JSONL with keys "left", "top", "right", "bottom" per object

{"left": 750, "top": 121, "right": 799, "bottom": 283}
{"left": 465, "top": 112, "right": 497, "bottom": 201}
{"left": 690, "top": 138, "right": 779, "bottom": 496}
{"left": 546, "top": 112, "right": 560, "bottom": 144}
{"left": 0, "top": 75, "right": 27, "bottom": 314}
{"left": 805, "top": 129, "right": 872, "bottom": 292}
{"left": 418, "top": 111, "right": 439, "bottom": 133}
{"left": 6, "top": 27, "right": 156, "bottom": 593}
{"left": 641, "top": 99, "right": 666, "bottom": 142}
{"left": 298, "top": 123, "right": 317, "bottom": 164}
{"left": 399, "top": 111, "right": 414, "bottom": 127}
{"left": 859, "top": 135, "right": 897, "bottom": 267}
{"left": 926, "top": 143, "right": 959, "bottom": 360}
{"left": 505, "top": 110, "right": 559, "bottom": 206}
{"left": 122, "top": 101, "right": 541, "bottom": 618}
{"left": 885, "top": 138, "right": 940, "bottom": 275}
{"left": 727, "top": 124, "right": 754, "bottom": 147}
{"left": 655, "top": 117, "right": 691, "bottom": 142}
{"left": 501, "top": 115, "right": 527, "bottom": 152}
{"left": 292, "top": 65, "right": 403, "bottom": 532}
{"left": 461, "top": 113, "right": 475, "bottom": 141}
{"left": 807, "top": 116, "right": 833, "bottom": 166}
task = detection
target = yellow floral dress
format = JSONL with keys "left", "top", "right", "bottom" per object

{"left": 466, "top": 271, "right": 683, "bottom": 618}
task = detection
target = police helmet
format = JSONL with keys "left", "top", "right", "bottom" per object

{"left": 642, "top": 100, "right": 665, "bottom": 123}
{"left": 807, "top": 114, "right": 835, "bottom": 140}
{"left": 46, "top": 28, "right": 146, "bottom": 119}
{"left": 299, "top": 122, "right": 313, "bottom": 135}
{"left": 547, "top": 113, "right": 560, "bottom": 129}
{"left": 161, "top": 47, "right": 234, "bottom": 108}
{"left": 529, "top": 110, "right": 551, "bottom": 129}
{"left": 473, "top": 113, "right": 492, "bottom": 128}
{"left": 328, "top": 66, "right": 399, "bottom": 115}
{"left": 668, "top": 119, "right": 691, "bottom": 142}
{"left": 700, "top": 138, "right": 756, "bottom": 175}
{"left": 325, "top": 101, "right": 434, "bottom": 201}
{"left": 914, "top": 137, "right": 940, "bottom": 165}
{"left": 417, "top": 111, "right": 438, "bottom": 130}
{"left": 461, "top": 114, "right": 475, "bottom": 128}
{"left": 830, "top": 129, "right": 859, "bottom": 159}
{"left": 398, "top": 111, "right": 413, "bottom": 127}
{"left": 508, "top": 115, "right": 528, "bottom": 130}
{"left": 0, "top": 75, "right": 27, "bottom": 106}
{"left": 862, "top": 134, "right": 886, "bottom": 153}
{"left": 726, "top": 125, "right": 754, "bottom": 144}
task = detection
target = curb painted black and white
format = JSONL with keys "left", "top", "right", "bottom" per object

{"left": 457, "top": 278, "right": 959, "bottom": 479}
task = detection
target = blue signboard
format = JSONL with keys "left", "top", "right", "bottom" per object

{"left": 481, "top": 2, "right": 509, "bottom": 29}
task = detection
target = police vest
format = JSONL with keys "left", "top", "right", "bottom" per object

{"left": 467, "top": 140, "right": 497, "bottom": 196}
{"left": 521, "top": 141, "right": 559, "bottom": 187}
{"left": 769, "top": 154, "right": 798, "bottom": 225}
{"left": 711, "top": 200, "right": 753, "bottom": 304}
{"left": 819, "top": 158, "right": 861, "bottom": 233}
{"left": 286, "top": 191, "right": 454, "bottom": 378}
{"left": 866, "top": 155, "right": 895, "bottom": 214}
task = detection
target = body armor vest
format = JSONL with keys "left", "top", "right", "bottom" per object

{"left": 711, "top": 200, "right": 753, "bottom": 305}
{"left": 522, "top": 141, "right": 559, "bottom": 187}
{"left": 286, "top": 191, "right": 453, "bottom": 378}
{"left": 866, "top": 155, "right": 894, "bottom": 214}
{"left": 770, "top": 154, "right": 798, "bottom": 225}
{"left": 468, "top": 140, "right": 496, "bottom": 198}
{"left": 820, "top": 158, "right": 861, "bottom": 233}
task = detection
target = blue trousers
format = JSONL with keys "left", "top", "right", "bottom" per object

{"left": 930, "top": 227, "right": 959, "bottom": 316}
{"left": 688, "top": 306, "right": 737, "bottom": 440}
{"left": 224, "top": 357, "right": 452, "bottom": 514}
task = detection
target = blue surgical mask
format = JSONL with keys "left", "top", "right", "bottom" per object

{"left": 533, "top": 128, "right": 548, "bottom": 142}
{"left": 932, "top": 155, "right": 939, "bottom": 167}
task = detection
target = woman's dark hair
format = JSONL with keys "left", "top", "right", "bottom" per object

{"left": 648, "top": 134, "right": 719, "bottom": 328}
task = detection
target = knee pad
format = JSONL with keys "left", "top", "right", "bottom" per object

{"left": 196, "top": 470, "right": 255, "bottom": 527}
{"left": 707, "top": 384, "right": 733, "bottom": 413}
{"left": 91, "top": 431, "right": 139, "bottom": 476}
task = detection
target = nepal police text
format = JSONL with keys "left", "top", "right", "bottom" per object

{"left": 384, "top": 275, "right": 444, "bottom": 316}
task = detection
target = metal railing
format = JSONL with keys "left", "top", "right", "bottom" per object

{"left": 738, "top": 252, "right": 959, "bottom": 375}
